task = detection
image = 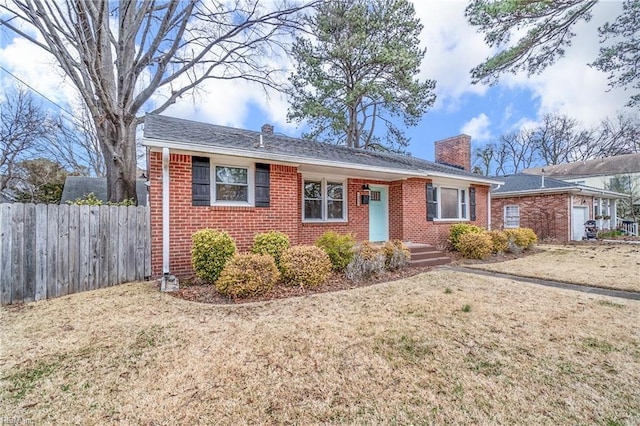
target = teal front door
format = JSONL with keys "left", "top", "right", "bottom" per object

{"left": 368, "top": 186, "right": 389, "bottom": 242}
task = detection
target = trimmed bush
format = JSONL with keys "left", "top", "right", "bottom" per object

{"left": 456, "top": 232, "right": 493, "bottom": 260}
{"left": 280, "top": 245, "right": 332, "bottom": 288}
{"left": 216, "top": 253, "right": 280, "bottom": 298}
{"left": 449, "top": 223, "right": 484, "bottom": 250}
{"left": 345, "top": 241, "right": 386, "bottom": 281}
{"left": 315, "top": 231, "right": 355, "bottom": 271}
{"left": 191, "top": 229, "right": 237, "bottom": 283}
{"left": 251, "top": 230, "right": 290, "bottom": 269}
{"left": 382, "top": 240, "right": 411, "bottom": 271}
{"left": 488, "top": 230, "right": 509, "bottom": 254}
{"left": 504, "top": 227, "right": 538, "bottom": 251}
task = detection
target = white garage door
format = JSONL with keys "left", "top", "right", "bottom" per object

{"left": 572, "top": 206, "right": 588, "bottom": 241}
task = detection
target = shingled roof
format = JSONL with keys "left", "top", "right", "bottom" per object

{"left": 142, "top": 114, "right": 499, "bottom": 184}
{"left": 492, "top": 174, "right": 625, "bottom": 198}
{"left": 524, "top": 153, "right": 640, "bottom": 178}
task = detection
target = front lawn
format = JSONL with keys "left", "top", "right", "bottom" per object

{"left": 1, "top": 269, "right": 639, "bottom": 424}
{"left": 465, "top": 243, "right": 640, "bottom": 292}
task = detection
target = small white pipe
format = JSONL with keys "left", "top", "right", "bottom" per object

{"left": 162, "top": 147, "right": 170, "bottom": 275}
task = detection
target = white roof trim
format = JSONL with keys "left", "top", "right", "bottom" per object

{"left": 492, "top": 186, "right": 627, "bottom": 199}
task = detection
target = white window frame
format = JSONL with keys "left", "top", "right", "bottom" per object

{"left": 433, "top": 186, "right": 469, "bottom": 221}
{"left": 211, "top": 161, "right": 255, "bottom": 206}
{"left": 504, "top": 205, "right": 520, "bottom": 228}
{"left": 302, "top": 176, "right": 348, "bottom": 222}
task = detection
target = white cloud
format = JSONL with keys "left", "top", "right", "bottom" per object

{"left": 414, "top": 0, "right": 492, "bottom": 111}
{"left": 461, "top": 113, "right": 491, "bottom": 141}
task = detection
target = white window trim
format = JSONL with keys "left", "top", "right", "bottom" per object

{"left": 301, "top": 176, "right": 348, "bottom": 223}
{"left": 211, "top": 161, "right": 255, "bottom": 207}
{"left": 504, "top": 205, "right": 520, "bottom": 228}
{"left": 433, "top": 186, "right": 469, "bottom": 222}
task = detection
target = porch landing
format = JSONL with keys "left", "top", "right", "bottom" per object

{"left": 404, "top": 242, "right": 451, "bottom": 267}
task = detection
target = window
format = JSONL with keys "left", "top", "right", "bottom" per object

{"left": 504, "top": 205, "right": 520, "bottom": 228}
{"left": 303, "top": 178, "right": 346, "bottom": 221}
{"left": 427, "top": 184, "right": 469, "bottom": 220}
{"left": 191, "top": 156, "right": 261, "bottom": 206}
{"left": 215, "top": 166, "right": 248, "bottom": 202}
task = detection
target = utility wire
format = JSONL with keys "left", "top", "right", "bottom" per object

{"left": 0, "top": 65, "right": 76, "bottom": 118}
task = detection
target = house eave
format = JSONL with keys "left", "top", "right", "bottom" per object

{"left": 492, "top": 187, "right": 626, "bottom": 199}
{"left": 142, "top": 137, "right": 501, "bottom": 186}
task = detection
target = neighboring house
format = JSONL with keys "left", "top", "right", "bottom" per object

{"left": 142, "top": 114, "right": 501, "bottom": 278}
{"left": 491, "top": 174, "right": 627, "bottom": 242}
{"left": 524, "top": 153, "right": 640, "bottom": 219}
{"left": 60, "top": 176, "right": 148, "bottom": 206}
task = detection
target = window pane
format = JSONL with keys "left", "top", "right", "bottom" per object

{"left": 327, "top": 200, "right": 343, "bottom": 219}
{"left": 327, "top": 183, "right": 343, "bottom": 200}
{"left": 304, "top": 200, "right": 322, "bottom": 219}
{"left": 216, "top": 166, "right": 247, "bottom": 184}
{"left": 505, "top": 205, "right": 520, "bottom": 228}
{"left": 441, "top": 188, "right": 459, "bottom": 219}
{"left": 304, "top": 181, "right": 322, "bottom": 199}
{"left": 216, "top": 184, "right": 248, "bottom": 201}
{"left": 460, "top": 190, "right": 467, "bottom": 219}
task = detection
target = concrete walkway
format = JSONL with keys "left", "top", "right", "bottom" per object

{"left": 441, "top": 265, "right": 640, "bottom": 301}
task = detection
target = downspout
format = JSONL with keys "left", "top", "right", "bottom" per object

{"left": 487, "top": 189, "right": 492, "bottom": 231}
{"left": 161, "top": 147, "right": 178, "bottom": 291}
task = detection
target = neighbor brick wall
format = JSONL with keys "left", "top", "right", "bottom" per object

{"left": 434, "top": 135, "right": 471, "bottom": 171}
{"left": 491, "top": 193, "right": 580, "bottom": 242}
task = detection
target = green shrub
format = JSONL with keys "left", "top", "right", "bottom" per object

{"left": 216, "top": 253, "right": 280, "bottom": 298}
{"left": 456, "top": 232, "right": 493, "bottom": 260}
{"left": 504, "top": 227, "right": 537, "bottom": 251}
{"left": 449, "top": 223, "right": 484, "bottom": 251}
{"left": 345, "top": 241, "right": 386, "bottom": 281}
{"left": 382, "top": 240, "right": 411, "bottom": 271}
{"left": 251, "top": 230, "right": 290, "bottom": 269}
{"left": 67, "top": 192, "right": 135, "bottom": 206}
{"left": 487, "top": 230, "right": 509, "bottom": 253}
{"left": 191, "top": 229, "right": 237, "bottom": 283}
{"left": 280, "top": 245, "right": 332, "bottom": 288}
{"left": 315, "top": 231, "right": 355, "bottom": 271}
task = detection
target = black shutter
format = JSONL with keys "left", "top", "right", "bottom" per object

{"left": 470, "top": 187, "right": 476, "bottom": 221}
{"left": 192, "top": 156, "right": 210, "bottom": 206}
{"left": 255, "top": 163, "right": 270, "bottom": 207}
{"left": 426, "top": 183, "right": 437, "bottom": 221}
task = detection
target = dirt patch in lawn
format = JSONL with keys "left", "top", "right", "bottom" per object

{"left": 465, "top": 242, "right": 640, "bottom": 292}
{"left": 1, "top": 270, "right": 639, "bottom": 424}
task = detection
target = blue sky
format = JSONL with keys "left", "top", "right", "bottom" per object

{"left": 0, "top": 1, "right": 633, "bottom": 167}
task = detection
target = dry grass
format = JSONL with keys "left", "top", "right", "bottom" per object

{"left": 466, "top": 243, "right": 640, "bottom": 292}
{"left": 1, "top": 270, "right": 640, "bottom": 425}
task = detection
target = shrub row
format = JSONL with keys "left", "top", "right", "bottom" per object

{"left": 191, "top": 229, "right": 411, "bottom": 298}
{"left": 449, "top": 224, "right": 538, "bottom": 260}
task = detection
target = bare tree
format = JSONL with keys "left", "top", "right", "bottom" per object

{"left": 534, "top": 114, "right": 579, "bottom": 165}
{"left": 499, "top": 129, "right": 538, "bottom": 174}
{"left": 0, "top": 0, "right": 316, "bottom": 203}
{"left": 0, "top": 86, "right": 55, "bottom": 198}
{"left": 473, "top": 144, "right": 495, "bottom": 176}
{"left": 569, "top": 112, "right": 640, "bottom": 161}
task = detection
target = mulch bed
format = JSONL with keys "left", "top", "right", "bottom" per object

{"left": 169, "top": 265, "right": 434, "bottom": 305}
{"left": 168, "top": 247, "right": 547, "bottom": 305}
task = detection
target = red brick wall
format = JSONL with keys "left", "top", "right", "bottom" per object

{"left": 491, "top": 193, "right": 584, "bottom": 242}
{"left": 434, "top": 135, "right": 471, "bottom": 171}
{"left": 149, "top": 152, "right": 491, "bottom": 276}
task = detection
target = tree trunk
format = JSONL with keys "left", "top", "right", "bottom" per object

{"left": 95, "top": 116, "right": 138, "bottom": 204}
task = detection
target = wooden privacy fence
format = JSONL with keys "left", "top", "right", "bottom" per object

{"left": 0, "top": 204, "right": 151, "bottom": 305}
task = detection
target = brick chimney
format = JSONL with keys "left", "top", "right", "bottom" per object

{"left": 261, "top": 123, "right": 274, "bottom": 134}
{"left": 434, "top": 134, "right": 471, "bottom": 171}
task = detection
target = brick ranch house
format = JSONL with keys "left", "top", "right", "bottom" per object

{"left": 491, "top": 174, "right": 626, "bottom": 242}
{"left": 142, "top": 114, "right": 501, "bottom": 278}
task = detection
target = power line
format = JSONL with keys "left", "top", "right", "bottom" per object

{"left": 0, "top": 65, "right": 76, "bottom": 118}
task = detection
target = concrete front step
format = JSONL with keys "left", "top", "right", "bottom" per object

{"left": 405, "top": 242, "right": 451, "bottom": 267}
